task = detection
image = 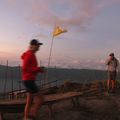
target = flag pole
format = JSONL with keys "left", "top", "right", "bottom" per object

{"left": 47, "top": 24, "right": 68, "bottom": 68}
{"left": 47, "top": 35, "right": 54, "bottom": 68}
{"left": 44, "top": 25, "right": 56, "bottom": 87}
{"left": 44, "top": 25, "right": 67, "bottom": 87}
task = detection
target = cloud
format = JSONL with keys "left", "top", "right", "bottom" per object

{"left": 8, "top": 0, "right": 120, "bottom": 32}
{"left": 32, "top": 0, "right": 99, "bottom": 30}
{"left": 8, "top": 0, "right": 17, "bottom": 6}
{"left": 41, "top": 55, "right": 106, "bottom": 69}
{"left": 0, "top": 51, "right": 17, "bottom": 60}
{"left": 8, "top": 0, "right": 120, "bottom": 31}
{"left": 6, "top": 0, "right": 120, "bottom": 68}
{"left": 33, "top": 33, "right": 48, "bottom": 39}
{"left": 7, "top": 0, "right": 103, "bottom": 30}
{"left": 0, "top": 51, "right": 21, "bottom": 66}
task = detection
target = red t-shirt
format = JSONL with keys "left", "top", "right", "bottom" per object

{"left": 21, "top": 50, "right": 43, "bottom": 80}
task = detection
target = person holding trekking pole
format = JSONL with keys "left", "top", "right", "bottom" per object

{"left": 21, "top": 39, "right": 46, "bottom": 120}
{"left": 106, "top": 53, "right": 119, "bottom": 93}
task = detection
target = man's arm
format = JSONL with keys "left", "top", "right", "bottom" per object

{"left": 105, "top": 59, "right": 111, "bottom": 65}
{"left": 22, "top": 53, "right": 43, "bottom": 73}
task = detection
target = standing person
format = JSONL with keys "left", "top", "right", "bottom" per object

{"left": 106, "top": 53, "right": 119, "bottom": 93}
{"left": 21, "top": 39, "right": 46, "bottom": 120}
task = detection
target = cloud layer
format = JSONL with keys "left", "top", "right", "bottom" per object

{"left": 9, "top": 0, "right": 107, "bottom": 30}
{"left": 3, "top": 0, "right": 120, "bottom": 69}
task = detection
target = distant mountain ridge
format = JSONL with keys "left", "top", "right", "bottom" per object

{"left": 1, "top": 65, "right": 120, "bottom": 93}
{"left": 0, "top": 65, "right": 110, "bottom": 83}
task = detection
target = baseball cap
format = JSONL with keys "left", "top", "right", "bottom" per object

{"left": 109, "top": 53, "right": 114, "bottom": 56}
{"left": 30, "top": 39, "right": 43, "bottom": 45}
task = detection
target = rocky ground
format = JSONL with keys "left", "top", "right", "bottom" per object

{"left": 3, "top": 80, "right": 120, "bottom": 120}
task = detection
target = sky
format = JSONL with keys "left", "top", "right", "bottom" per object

{"left": 0, "top": 0, "right": 120, "bottom": 69}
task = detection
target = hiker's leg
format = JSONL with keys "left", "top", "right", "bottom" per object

{"left": 107, "top": 80, "right": 111, "bottom": 90}
{"left": 107, "top": 71, "right": 113, "bottom": 91}
{"left": 24, "top": 93, "right": 33, "bottom": 120}
{"left": 111, "top": 71, "right": 116, "bottom": 92}
{"left": 30, "top": 93, "right": 43, "bottom": 117}
{"left": 111, "top": 80, "right": 115, "bottom": 90}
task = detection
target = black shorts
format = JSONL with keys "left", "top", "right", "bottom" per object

{"left": 108, "top": 71, "right": 117, "bottom": 80}
{"left": 23, "top": 80, "right": 39, "bottom": 93}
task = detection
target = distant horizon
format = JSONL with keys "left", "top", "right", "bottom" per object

{"left": 0, "top": 62, "right": 106, "bottom": 71}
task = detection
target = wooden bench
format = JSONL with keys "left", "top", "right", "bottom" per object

{"left": 0, "top": 91, "right": 83, "bottom": 120}
{"left": 8, "top": 90, "right": 27, "bottom": 100}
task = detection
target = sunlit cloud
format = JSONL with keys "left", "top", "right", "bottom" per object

{"left": 7, "top": 0, "right": 105, "bottom": 30}
{"left": 33, "top": 33, "right": 48, "bottom": 39}
{"left": 41, "top": 55, "right": 106, "bottom": 70}
{"left": 8, "top": 0, "right": 120, "bottom": 30}
{"left": 0, "top": 51, "right": 17, "bottom": 60}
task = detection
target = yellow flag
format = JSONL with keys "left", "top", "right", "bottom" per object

{"left": 53, "top": 26, "right": 67, "bottom": 37}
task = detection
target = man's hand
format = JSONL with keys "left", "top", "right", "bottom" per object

{"left": 40, "top": 66, "right": 47, "bottom": 73}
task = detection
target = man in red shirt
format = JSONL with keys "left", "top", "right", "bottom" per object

{"left": 21, "top": 39, "right": 46, "bottom": 120}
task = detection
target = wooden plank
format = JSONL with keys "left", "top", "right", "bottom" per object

{"left": 0, "top": 99, "right": 25, "bottom": 105}
{"left": 44, "top": 92, "right": 83, "bottom": 102}
{"left": 0, "top": 92, "right": 83, "bottom": 104}
{"left": 0, "top": 92, "right": 83, "bottom": 112}
{"left": 0, "top": 91, "right": 83, "bottom": 120}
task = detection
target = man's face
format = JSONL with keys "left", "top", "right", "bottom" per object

{"left": 32, "top": 45, "right": 40, "bottom": 52}
{"left": 109, "top": 56, "right": 114, "bottom": 60}
{"left": 35, "top": 45, "right": 40, "bottom": 51}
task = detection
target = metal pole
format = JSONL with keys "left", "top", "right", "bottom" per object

{"left": 48, "top": 36, "right": 54, "bottom": 68}
{"left": 18, "top": 65, "right": 21, "bottom": 91}
{"left": 0, "top": 62, "right": 1, "bottom": 93}
{"left": 44, "top": 36, "right": 54, "bottom": 87}
{"left": 11, "top": 67, "right": 14, "bottom": 99}
{"left": 44, "top": 24, "right": 56, "bottom": 87}
{"left": 4, "top": 60, "right": 8, "bottom": 96}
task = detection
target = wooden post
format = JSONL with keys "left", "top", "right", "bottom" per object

{"left": 19, "top": 65, "right": 21, "bottom": 91}
{"left": 11, "top": 68, "right": 14, "bottom": 99}
{"left": 4, "top": 60, "right": 8, "bottom": 97}
{"left": 0, "top": 112, "right": 3, "bottom": 120}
